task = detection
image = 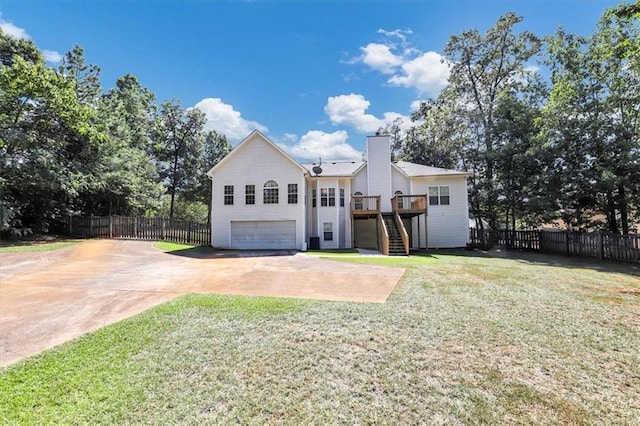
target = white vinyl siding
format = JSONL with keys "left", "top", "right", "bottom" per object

{"left": 414, "top": 177, "right": 469, "bottom": 248}
{"left": 210, "top": 132, "right": 306, "bottom": 250}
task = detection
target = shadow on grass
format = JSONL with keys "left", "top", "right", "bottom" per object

{"left": 163, "top": 246, "right": 299, "bottom": 260}
{"left": 425, "top": 247, "right": 640, "bottom": 277}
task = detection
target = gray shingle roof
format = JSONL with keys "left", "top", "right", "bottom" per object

{"left": 301, "top": 161, "right": 365, "bottom": 176}
{"left": 394, "top": 161, "right": 467, "bottom": 177}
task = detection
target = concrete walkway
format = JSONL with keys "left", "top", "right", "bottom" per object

{"left": 0, "top": 240, "right": 404, "bottom": 366}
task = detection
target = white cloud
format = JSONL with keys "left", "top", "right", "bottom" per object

{"left": 193, "top": 98, "right": 267, "bottom": 142}
{"left": 1, "top": 16, "right": 63, "bottom": 64}
{"left": 324, "top": 93, "right": 411, "bottom": 134}
{"left": 360, "top": 43, "right": 403, "bottom": 74}
{"left": 410, "top": 100, "right": 427, "bottom": 112}
{"left": 350, "top": 28, "right": 450, "bottom": 97}
{"left": 43, "top": 50, "right": 62, "bottom": 63}
{"left": 287, "top": 130, "right": 361, "bottom": 161}
{"left": 0, "top": 17, "right": 29, "bottom": 39}
{"left": 388, "top": 51, "right": 450, "bottom": 96}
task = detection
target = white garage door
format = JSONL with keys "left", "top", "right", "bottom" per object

{"left": 230, "top": 220, "right": 296, "bottom": 249}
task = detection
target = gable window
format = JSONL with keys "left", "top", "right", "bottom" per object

{"left": 312, "top": 189, "right": 317, "bottom": 207}
{"left": 354, "top": 191, "right": 363, "bottom": 209}
{"left": 340, "top": 188, "right": 345, "bottom": 207}
{"left": 323, "top": 222, "right": 333, "bottom": 241}
{"left": 320, "top": 187, "right": 335, "bottom": 207}
{"left": 245, "top": 185, "right": 255, "bottom": 205}
{"left": 429, "top": 186, "right": 450, "bottom": 206}
{"left": 224, "top": 185, "right": 234, "bottom": 205}
{"left": 263, "top": 180, "right": 279, "bottom": 204}
{"left": 395, "top": 190, "right": 404, "bottom": 209}
{"left": 288, "top": 184, "right": 298, "bottom": 204}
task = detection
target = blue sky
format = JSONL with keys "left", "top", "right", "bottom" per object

{"left": 0, "top": 0, "right": 620, "bottom": 161}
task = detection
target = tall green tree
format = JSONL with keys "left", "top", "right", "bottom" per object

{"left": 154, "top": 100, "right": 206, "bottom": 218}
{"left": 443, "top": 12, "right": 542, "bottom": 230}
{"left": 58, "top": 45, "right": 102, "bottom": 107}
{"left": 0, "top": 31, "right": 99, "bottom": 234}
{"left": 400, "top": 97, "right": 465, "bottom": 170}
{"left": 90, "top": 74, "right": 163, "bottom": 216}
{"left": 543, "top": 2, "right": 639, "bottom": 233}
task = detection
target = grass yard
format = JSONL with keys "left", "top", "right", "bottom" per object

{"left": 0, "top": 238, "right": 80, "bottom": 253}
{"left": 1, "top": 250, "right": 639, "bottom": 424}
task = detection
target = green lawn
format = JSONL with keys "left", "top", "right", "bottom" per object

{"left": 1, "top": 251, "right": 638, "bottom": 424}
{"left": 0, "top": 239, "right": 80, "bottom": 253}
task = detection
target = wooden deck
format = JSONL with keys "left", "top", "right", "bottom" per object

{"left": 351, "top": 195, "right": 381, "bottom": 217}
{"left": 392, "top": 195, "right": 428, "bottom": 217}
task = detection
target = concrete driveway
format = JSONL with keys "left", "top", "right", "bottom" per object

{"left": 0, "top": 240, "right": 404, "bottom": 366}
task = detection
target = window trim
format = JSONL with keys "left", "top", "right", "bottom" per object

{"left": 428, "top": 186, "right": 450, "bottom": 206}
{"left": 288, "top": 183, "right": 298, "bottom": 204}
{"left": 354, "top": 191, "right": 363, "bottom": 210}
{"left": 323, "top": 222, "right": 333, "bottom": 241}
{"left": 224, "top": 185, "right": 234, "bottom": 205}
{"left": 245, "top": 184, "right": 255, "bottom": 205}
{"left": 263, "top": 180, "right": 279, "bottom": 204}
{"left": 320, "top": 187, "right": 335, "bottom": 207}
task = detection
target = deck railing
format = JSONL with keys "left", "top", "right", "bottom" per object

{"left": 391, "top": 195, "right": 428, "bottom": 215}
{"left": 351, "top": 195, "right": 381, "bottom": 215}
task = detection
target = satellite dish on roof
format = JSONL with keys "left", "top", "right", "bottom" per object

{"left": 312, "top": 157, "right": 323, "bottom": 175}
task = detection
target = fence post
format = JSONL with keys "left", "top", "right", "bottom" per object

{"left": 162, "top": 218, "right": 166, "bottom": 240}
{"left": 109, "top": 216, "right": 113, "bottom": 239}
{"left": 68, "top": 215, "right": 73, "bottom": 236}
{"left": 564, "top": 231, "right": 570, "bottom": 256}
{"left": 89, "top": 215, "right": 93, "bottom": 237}
{"left": 598, "top": 231, "right": 605, "bottom": 260}
{"left": 188, "top": 221, "right": 192, "bottom": 244}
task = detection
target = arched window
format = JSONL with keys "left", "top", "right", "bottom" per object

{"left": 354, "top": 191, "right": 363, "bottom": 210}
{"left": 263, "top": 180, "right": 279, "bottom": 204}
{"left": 395, "top": 190, "right": 404, "bottom": 209}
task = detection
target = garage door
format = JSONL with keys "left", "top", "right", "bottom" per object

{"left": 230, "top": 220, "right": 296, "bottom": 249}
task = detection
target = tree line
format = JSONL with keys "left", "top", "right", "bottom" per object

{"left": 1, "top": 2, "right": 638, "bottom": 238}
{"left": 0, "top": 31, "right": 232, "bottom": 236}
{"left": 384, "top": 2, "right": 639, "bottom": 235}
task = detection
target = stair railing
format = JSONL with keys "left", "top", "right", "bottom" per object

{"left": 378, "top": 213, "right": 389, "bottom": 256}
{"left": 394, "top": 212, "right": 410, "bottom": 255}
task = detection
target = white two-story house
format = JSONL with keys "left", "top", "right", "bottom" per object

{"left": 207, "top": 130, "right": 469, "bottom": 254}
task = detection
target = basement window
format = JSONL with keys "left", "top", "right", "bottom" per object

{"left": 323, "top": 222, "right": 333, "bottom": 241}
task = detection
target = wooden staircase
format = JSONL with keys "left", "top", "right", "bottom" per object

{"left": 382, "top": 214, "right": 407, "bottom": 255}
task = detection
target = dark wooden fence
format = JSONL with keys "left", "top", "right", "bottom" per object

{"left": 53, "top": 216, "right": 211, "bottom": 246}
{"left": 469, "top": 228, "right": 640, "bottom": 264}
